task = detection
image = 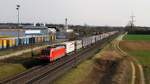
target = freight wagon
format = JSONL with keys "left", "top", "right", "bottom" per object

{"left": 61, "top": 41, "right": 75, "bottom": 54}
{"left": 75, "top": 40, "right": 82, "bottom": 50}
{"left": 82, "top": 37, "right": 91, "bottom": 48}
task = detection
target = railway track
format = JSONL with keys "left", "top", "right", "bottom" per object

{"left": 0, "top": 65, "right": 43, "bottom": 83}
{"left": 0, "top": 33, "right": 119, "bottom": 84}
{"left": 113, "top": 35, "right": 145, "bottom": 84}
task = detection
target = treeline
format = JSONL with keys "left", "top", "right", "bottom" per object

{"left": 125, "top": 26, "right": 150, "bottom": 34}
{"left": 128, "top": 30, "right": 150, "bottom": 34}
{"left": 46, "top": 24, "right": 124, "bottom": 37}
{"left": 0, "top": 23, "right": 124, "bottom": 37}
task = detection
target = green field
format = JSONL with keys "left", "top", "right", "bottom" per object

{"left": 0, "top": 63, "right": 26, "bottom": 80}
{"left": 128, "top": 50, "right": 150, "bottom": 84}
{"left": 124, "top": 34, "right": 150, "bottom": 41}
{"left": 129, "top": 51, "right": 150, "bottom": 65}
{"left": 122, "top": 34, "right": 150, "bottom": 84}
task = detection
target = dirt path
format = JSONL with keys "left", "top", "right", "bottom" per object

{"left": 115, "top": 34, "right": 145, "bottom": 84}
{"left": 138, "top": 64, "right": 145, "bottom": 84}
{"left": 130, "top": 62, "right": 136, "bottom": 84}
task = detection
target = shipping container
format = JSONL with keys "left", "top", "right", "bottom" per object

{"left": 29, "top": 37, "right": 32, "bottom": 44}
{"left": 41, "top": 36, "right": 44, "bottom": 42}
{"left": 15, "top": 38, "right": 19, "bottom": 46}
{"left": 9, "top": 39, "right": 13, "bottom": 48}
{"left": 39, "top": 37, "right": 42, "bottom": 43}
{"left": 0, "top": 39, "right": 2, "bottom": 49}
{"left": 3, "top": 39, "right": 7, "bottom": 48}
{"left": 82, "top": 37, "right": 93, "bottom": 47}
{"left": 75, "top": 40, "right": 82, "bottom": 50}
{"left": 38, "top": 36, "right": 41, "bottom": 43}
{"left": 18, "top": 38, "right": 23, "bottom": 45}
{"left": 82, "top": 37, "right": 89, "bottom": 47}
{"left": 43, "top": 36, "right": 46, "bottom": 42}
{"left": 91, "top": 36, "right": 96, "bottom": 44}
{"left": 33, "top": 37, "right": 35, "bottom": 43}
{"left": 24, "top": 37, "right": 27, "bottom": 44}
{"left": 101, "top": 34, "right": 105, "bottom": 39}
{"left": 26, "top": 37, "right": 29, "bottom": 44}
{"left": 35, "top": 37, "right": 38, "bottom": 43}
{"left": 40, "top": 36, "right": 43, "bottom": 43}
{"left": 37, "top": 37, "right": 39, "bottom": 43}
{"left": 46, "top": 36, "right": 50, "bottom": 42}
{"left": 42, "top": 36, "right": 45, "bottom": 42}
{"left": 62, "top": 41, "right": 75, "bottom": 54}
{"left": 52, "top": 35, "right": 56, "bottom": 41}
{"left": 95, "top": 35, "right": 101, "bottom": 42}
{"left": 21, "top": 38, "right": 24, "bottom": 45}
{"left": 12, "top": 38, "right": 16, "bottom": 46}
{"left": 45, "top": 36, "right": 49, "bottom": 42}
{"left": 29, "top": 37, "right": 35, "bottom": 44}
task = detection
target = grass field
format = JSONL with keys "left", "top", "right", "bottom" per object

{"left": 129, "top": 50, "right": 150, "bottom": 84}
{"left": 0, "top": 63, "right": 26, "bottom": 80}
{"left": 121, "top": 34, "right": 150, "bottom": 84}
{"left": 0, "top": 51, "right": 42, "bottom": 80}
{"left": 129, "top": 51, "right": 150, "bottom": 65}
{"left": 124, "top": 34, "right": 150, "bottom": 41}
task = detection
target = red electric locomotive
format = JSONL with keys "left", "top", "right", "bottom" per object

{"left": 40, "top": 45, "right": 66, "bottom": 61}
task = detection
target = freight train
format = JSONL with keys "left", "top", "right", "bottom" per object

{"left": 39, "top": 31, "right": 118, "bottom": 62}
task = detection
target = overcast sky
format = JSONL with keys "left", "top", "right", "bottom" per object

{"left": 0, "top": 0, "right": 149, "bottom": 26}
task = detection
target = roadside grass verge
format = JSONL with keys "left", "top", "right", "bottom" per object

{"left": 53, "top": 60, "right": 94, "bottom": 84}
{"left": 0, "top": 50, "right": 42, "bottom": 80}
{"left": 0, "top": 63, "right": 26, "bottom": 80}
{"left": 124, "top": 34, "right": 150, "bottom": 41}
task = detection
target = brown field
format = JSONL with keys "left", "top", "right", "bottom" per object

{"left": 120, "top": 40, "right": 150, "bottom": 84}
{"left": 120, "top": 41, "right": 150, "bottom": 51}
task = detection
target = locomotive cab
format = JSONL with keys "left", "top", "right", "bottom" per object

{"left": 40, "top": 45, "right": 66, "bottom": 62}
{"left": 40, "top": 47, "right": 51, "bottom": 61}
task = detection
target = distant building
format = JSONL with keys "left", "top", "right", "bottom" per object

{"left": 0, "top": 25, "right": 24, "bottom": 37}
{"left": 23, "top": 25, "right": 48, "bottom": 36}
{"left": 0, "top": 24, "right": 56, "bottom": 38}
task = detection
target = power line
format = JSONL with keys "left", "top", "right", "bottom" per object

{"left": 130, "top": 14, "right": 135, "bottom": 31}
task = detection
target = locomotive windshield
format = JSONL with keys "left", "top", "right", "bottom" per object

{"left": 41, "top": 48, "right": 50, "bottom": 56}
